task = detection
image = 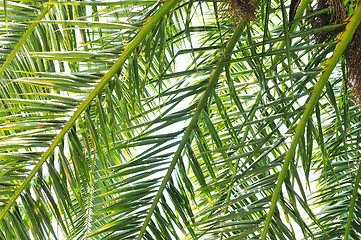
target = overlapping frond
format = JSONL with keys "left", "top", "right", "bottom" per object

{"left": 1, "top": 0, "right": 361, "bottom": 239}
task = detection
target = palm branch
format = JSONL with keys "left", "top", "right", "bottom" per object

{"left": 1, "top": 0, "right": 361, "bottom": 239}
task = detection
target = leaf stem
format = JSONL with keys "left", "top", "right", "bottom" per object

{"left": 0, "top": 0, "right": 180, "bottom": 222}
{"left": 274, "top": 0, "right": 311, "bottom": 64}
{"left": 0, "top": 5, "right": 52, "bottom": 76}
{"left": 260, "top": 2, "right": 361, "bottom": 239}
{"left": 137, "top": 21, "right": 247, "bottom": 240}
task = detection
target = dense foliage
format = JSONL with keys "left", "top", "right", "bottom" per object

{"left": 1, "top": 0, "right": 361, "bottom": 239}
